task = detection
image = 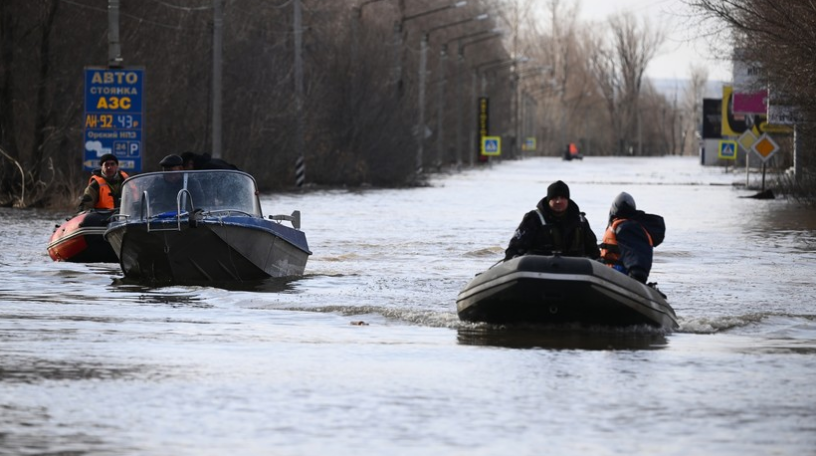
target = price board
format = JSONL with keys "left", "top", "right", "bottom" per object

{"left": 83, "top": 67, "right": 144, "bottom": 172}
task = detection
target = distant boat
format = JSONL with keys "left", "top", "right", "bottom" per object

{"left": 47, "top": 210, "right": 118, "bottom": 263}
{"left": 457, "top": 255, "right": 678, "bottom": 330}
{"left": 104, "top": 169, "right": 311, "bottom": 283}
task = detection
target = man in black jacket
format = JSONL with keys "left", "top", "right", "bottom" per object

{"left": 504, "top": 180, "right": 600, "bottom": 261}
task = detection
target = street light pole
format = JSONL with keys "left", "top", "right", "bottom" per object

{"left": 212, "top": 0, "right": 224, "bottom": 159}
{"left": 394, "top": 1, "right": 467, "bottom": 98}
{"left": 435, "top": 26, "right": 498, "bottom": 171}
{"left": 352, "top": 0, "right": 392, "bottom": 106}
{"left": 293, "top": 0, "right": 305, "bottom": 186}
{"left": 108, "top": 0, "right": 123, "bottom": 68}
{"left": 468, "top": 57, "right": 529, "bottom": 166}
{"left": 416, "top": 34, "right": 429, "bottom": 177}
{"left": 415, "top": 13, "right": 488, "bottom": 178}
{"left": 438, "top": 29, "right": 502, "bottom": 170}
{"left": 435, "top": 44, "right": 448, "bottom": 170}
{"left": 456, "top": 32, "right": 502, "bottom": 168}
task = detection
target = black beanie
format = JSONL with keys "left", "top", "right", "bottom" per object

{"left": 99, "top": 153, "right": 118, "bottom": 165}
{"left": 547, "top": 180, "right": 570, "bottom": 200}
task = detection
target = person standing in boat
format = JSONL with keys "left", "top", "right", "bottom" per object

{"left": 503, "top": 180, "right": 600, "bottom": 261}
{"left": 77, "top": 153, "right": 129, "bottom": 212}
{"left": 599, "top": 192, "right": 665, "bottom": 283}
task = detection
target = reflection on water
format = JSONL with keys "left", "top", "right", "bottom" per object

{"left": 112, "top": 275, "right": 304, "bottom": 294}
{"left": 0, "top": 358, "right": 142, "bottom": 383}
{"left": 457, "top": 325, "right": 669, "bottom": 350}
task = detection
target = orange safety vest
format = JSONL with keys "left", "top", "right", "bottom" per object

{"left": 90, "top": 171, "right": 129, "bottom": 209}
{"left": 599, "top": 218, "right": 653, "bottom": 265}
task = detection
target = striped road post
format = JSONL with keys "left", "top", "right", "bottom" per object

{"left": 295, "top": 155, "right": 305, "bottom": 188}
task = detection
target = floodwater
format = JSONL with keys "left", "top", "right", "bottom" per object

{"left": 1, "top": 156, "right": 815, "bottom": 456}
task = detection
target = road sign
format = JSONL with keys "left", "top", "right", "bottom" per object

{"left": 752, "top": 133, "right": 779, "bottom": 162}
{"left": 738, "top": 130, "right": 757, "bottom": 152}
{"left": 522, "top": 137, "right": 536, "bottom": 151}
{"left": 481, "top": 136, "right": 501, "bottom": 156}
{"left": 767, "top": 104, "right": 802, "bottom": 125}
{"left": 718, "top": 140, "right": 737, "bottom": 160}
{"left": 84, "top": 67, "right": 144, "bottom": 172}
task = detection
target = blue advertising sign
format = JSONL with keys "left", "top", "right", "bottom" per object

{"left": 83, "top": 67, "right": 144, "bottom": 172}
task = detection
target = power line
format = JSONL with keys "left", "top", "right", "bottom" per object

{"left": 145, "top": 0, "right": 212, "bottom": 12}
{"left": 59, "top": 0, "right": 190, "bottom": 31}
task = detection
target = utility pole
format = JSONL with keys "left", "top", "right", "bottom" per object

{"left": 416, "top": 34, "right": 429, "bottom": 177}
{"left": 436, "top": 45, "right": 448, "bottom": 169}
{"left": 108, "top": 0, "right": 123, "bottom": 68}
{"left": 212, "top": 0, "right": 223, "bottom": 159}
{"left": 294, "top": 0, "right": 305, "bottom": 187}
{"left": 415, "top": 12, "right": 488, "bottom": 178}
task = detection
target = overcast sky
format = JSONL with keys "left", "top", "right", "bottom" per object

{"left": 574, "top": 0, "right": 731, "bottom": 81}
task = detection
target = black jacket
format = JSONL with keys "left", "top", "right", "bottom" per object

{"left": 504, "top": 198, "right": 600, "bottom": 261}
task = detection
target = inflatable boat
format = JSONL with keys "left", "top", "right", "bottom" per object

{"left": 457, "top": 255, "right": 679, "bottom": 330}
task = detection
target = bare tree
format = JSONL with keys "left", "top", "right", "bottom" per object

{"left": 609, "top": 13, "right": 664, "bottom": 155}
{"left": 680, "top": 64, "right": 708, "bottom": 155}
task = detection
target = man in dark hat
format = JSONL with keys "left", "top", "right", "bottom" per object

{"left": 159, "top": 154, "right": 184, "bottom": 171}
{"left": 503, "top": 180, "right": 600, "bottom": 261}
{"left": 77, "top": 153, "right": 129, "bottom": 211}
{"left": 152, "top": 154, "right": 203, "bottom": 213}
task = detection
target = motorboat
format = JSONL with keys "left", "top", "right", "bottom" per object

{"left": 456, "top": 255, "right": 679, "bottom": 330}
{"left": 47, "top": 210, "right": 118, "bottom": 263}
{"left": 104, "top": 169, "right": 311, "bottom": 283}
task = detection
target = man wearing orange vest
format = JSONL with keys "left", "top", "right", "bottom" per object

{"left": 599, "top": 192, "right": 665, "bottom": 283}
{"left": 77, "top": 153, "right": 129, "bottom": 212}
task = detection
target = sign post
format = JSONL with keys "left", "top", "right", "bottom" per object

{"left": 752, "top": 133, "right": 780, "bottom": 191}
{"left": 83, "top": 67, "right": 144, "bottom": 172}
{"left": 718, "top": 140, "right": 737, "bottom": 173}
{"left": 477, "top": 97, "right": 489, "bottom": 163}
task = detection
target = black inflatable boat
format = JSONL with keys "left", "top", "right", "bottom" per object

{"left": 456, "top": 255, "right": 679, "bottom": 330}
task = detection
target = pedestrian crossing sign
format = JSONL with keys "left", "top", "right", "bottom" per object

{"left": 481, "top": 136, "right": 501, "bottom": 156}
{"left": 718, "top": 140, "right": 737, "bottom": 160}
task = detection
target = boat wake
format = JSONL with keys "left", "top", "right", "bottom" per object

{"left": 677, "top": 312, "right": 816, "bottom": 334}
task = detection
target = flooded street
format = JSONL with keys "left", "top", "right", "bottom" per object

{"left": 2, "top": 156, "right": 815, "bottom": 456}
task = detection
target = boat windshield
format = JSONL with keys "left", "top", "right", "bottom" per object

{"left": 119, "top": 170, "right": 262, "bottom": 219}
